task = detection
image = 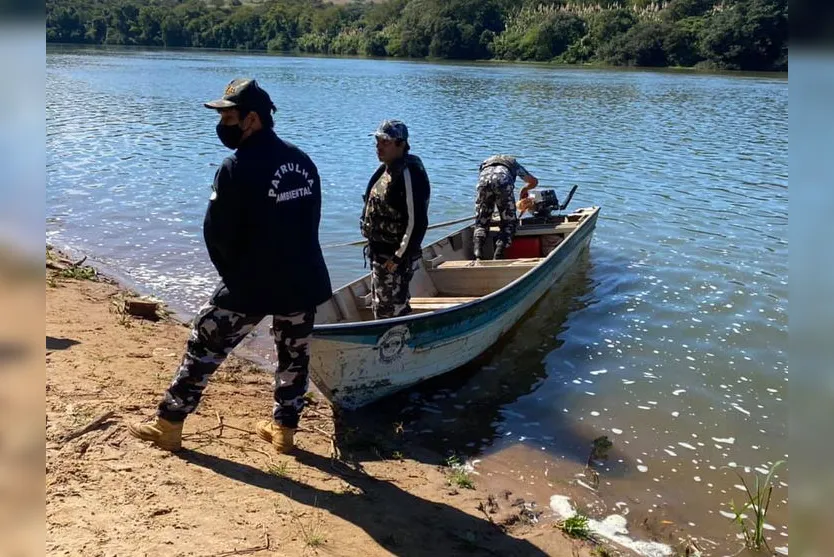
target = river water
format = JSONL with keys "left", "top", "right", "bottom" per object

{"left": 47, "top": 46, "right": 788, "bottom": 556}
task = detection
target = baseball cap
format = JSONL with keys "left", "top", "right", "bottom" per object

{"left": 371, "top": 119, "right": 409, "bottom": 142}
{"left": 204, "top": 78, "right": 276, "bottom": 113}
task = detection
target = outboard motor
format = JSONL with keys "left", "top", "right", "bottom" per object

{"left": 522, "top": 185, "right": 578, "bottom": 223}
{"left": 531, "top": 189, "right": 560, "bottom": 218}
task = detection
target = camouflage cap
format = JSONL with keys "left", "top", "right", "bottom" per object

{"left": 371, "top": 119, "right": 409, "bottom": 142}
{"left": 204, "top": 78, "right": 276, "bottom": 113}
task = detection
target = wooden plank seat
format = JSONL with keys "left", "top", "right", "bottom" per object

{"left": 493, "top": 223, "right": 577, "bottom": 236}
{"left": 410, "top": 296, "right": 479, "bottom": 310}
{"left": 434, "top": 258, "right": 542, "bottom": 269}
{"left": 355, "top": 293, "right": 479, "bottom": 310}
{"left": 428, "top": 258, "right": 544, "bottom": 297}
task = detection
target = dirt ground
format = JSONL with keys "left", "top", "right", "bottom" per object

{"left": 45, "top": 248, "right": 626, "bottom": 557}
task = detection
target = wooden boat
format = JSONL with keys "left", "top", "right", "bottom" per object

{"left": 310, "top": 205, "right": 600, "bottom": 409}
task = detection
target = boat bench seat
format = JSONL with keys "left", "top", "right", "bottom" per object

{"left": 410, "top": 296, "right": 479, "bottom": 310}
{"left": 355, "top": 293, "right": 478, "bottom": 311}
{"left": 434, "top": 258, "right": 542, "bottom": 270}
{"left": 427, "top": 258, "right": 544, "bottom": 297}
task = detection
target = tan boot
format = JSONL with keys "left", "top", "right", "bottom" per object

{"left": 128, "top": 417, "right": 183, "bottom": 451}
{"left": 256, "top": 420, "right": 295, "bottom": 453}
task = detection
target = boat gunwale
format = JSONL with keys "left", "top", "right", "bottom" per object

{"left": 312, "top": 206, "right": 600, "bottom": 334}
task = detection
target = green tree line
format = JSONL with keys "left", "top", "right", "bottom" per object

{"left": 46, "top": 0, "right": 788, "bottom": 71}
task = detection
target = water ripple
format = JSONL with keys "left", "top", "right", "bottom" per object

{"left": 47, "top": 47, "right": 787, "bottom": 552}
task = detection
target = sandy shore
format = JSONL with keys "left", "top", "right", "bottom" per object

{"left": 45, "top": 247, "right": 623, "bottom": 557}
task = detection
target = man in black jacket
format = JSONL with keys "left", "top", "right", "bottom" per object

{"left": 129, "top": 79, "right": 332, "bottom": 453}
{"left": 360, "top": 120, "right": 430, "bottom": 319}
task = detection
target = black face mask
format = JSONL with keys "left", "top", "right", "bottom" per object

{"left": 216, "top": 122, "right": 244, "bottom": 150}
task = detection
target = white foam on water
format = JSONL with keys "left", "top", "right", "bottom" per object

{"left": 637, "top": 465, "right": 649, "bottom": 473}
{"left": 623, "top": 380, "right": 636, "bottom": 385}
{"left": 611, "top": 428, "right": 624, "bottom": 435}
{"left": 664, "top": 449, "right": 677, "bottom": 457}
{"left": 671, "top": 411, "right": 680, "bottom": 417}
{"left": 719, "top": 510, "right": 736, "bottom": 519}
{"left": 550, "top": 497, "right": 672, "bottom": 557}
{"left": 590, "top": 369, "right": 608, "bottom": 375}
{"left": 732, "top": 404, "right": 751, "bottom": 416}
{"left": 712, "top": 437, "right": 736, "bottom": 445}
{"left": 591, "top": 411, "right": 601, "bottom": 417}
{"left": 678, "top": 442, "right": 697, "bottom": 450}
{"left": 775, "top": 546, "right": 788, "bottom": 555}
{"left": 694, "top": 476, "right": 701, "bottom": 482}
{"left": 589, "top": 515, "right": 673, "bottom": 557}
{"left": 549, "top": 495, "right": 574, "bottom": 519}
{"left": 672, "top": 389, "right": 686, "bottom": 396}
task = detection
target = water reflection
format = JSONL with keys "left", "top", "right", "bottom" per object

{"left": 355, "top": 251, "right": 598, "bottom": 458}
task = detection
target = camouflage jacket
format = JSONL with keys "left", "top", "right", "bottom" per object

{"left": 479, "top": 155, "right": 531, "bottom": 182}
{"left": 360, "top": 154, "right": 431, "bottom": 260}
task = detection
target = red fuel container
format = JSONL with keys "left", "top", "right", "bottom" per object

{"left": 503, "top": 236, "right": 541, "bottom": 259}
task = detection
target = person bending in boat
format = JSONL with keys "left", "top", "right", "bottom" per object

{"left": 360, "top": 120, "right": 431, "bottom": 319}
{"left": 128, "top": 78, "right": 332, "bottom": 454}
{"left": 473, "top": 155, "right": 539, "bottom": 259}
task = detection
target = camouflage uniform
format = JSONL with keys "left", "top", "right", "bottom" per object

{"left": 361, "top": 120, "right": 431, "bottom": 320}
{"left": 157, "top": 303, "right": 315, "bottom": 429}
{"left": 369, "top": 254, "right": 419, "bottom": 319}
{"left": 474, "top": 155, "right": 532, "bottom": 249}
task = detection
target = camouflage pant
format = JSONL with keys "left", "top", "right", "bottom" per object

{"left": 474, "top": 170, "right": 518, "bottom": 246}
{"left": 157, "top": 302, "right": 315, "bottom": 428}
{"left": 370, "top": 254, "right": 418, "bottom": 320}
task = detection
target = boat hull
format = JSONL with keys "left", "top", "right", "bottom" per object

{"left": 309, "top": 208, "right": 598, "bottom": 409}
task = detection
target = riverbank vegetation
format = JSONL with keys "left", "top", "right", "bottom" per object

{"left": 47, "top": 0, "right": 787, "bottom": 71}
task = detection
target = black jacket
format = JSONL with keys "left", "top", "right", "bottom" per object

{"left": 203, "top": 129, "right": 332, "bottom": 314}
{"left": 360, "top": 154, "right": 431, "bottom": 262}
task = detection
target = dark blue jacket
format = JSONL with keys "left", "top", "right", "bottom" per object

{"left": 203, "top": 129, "right": 332, "bottom": 314}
